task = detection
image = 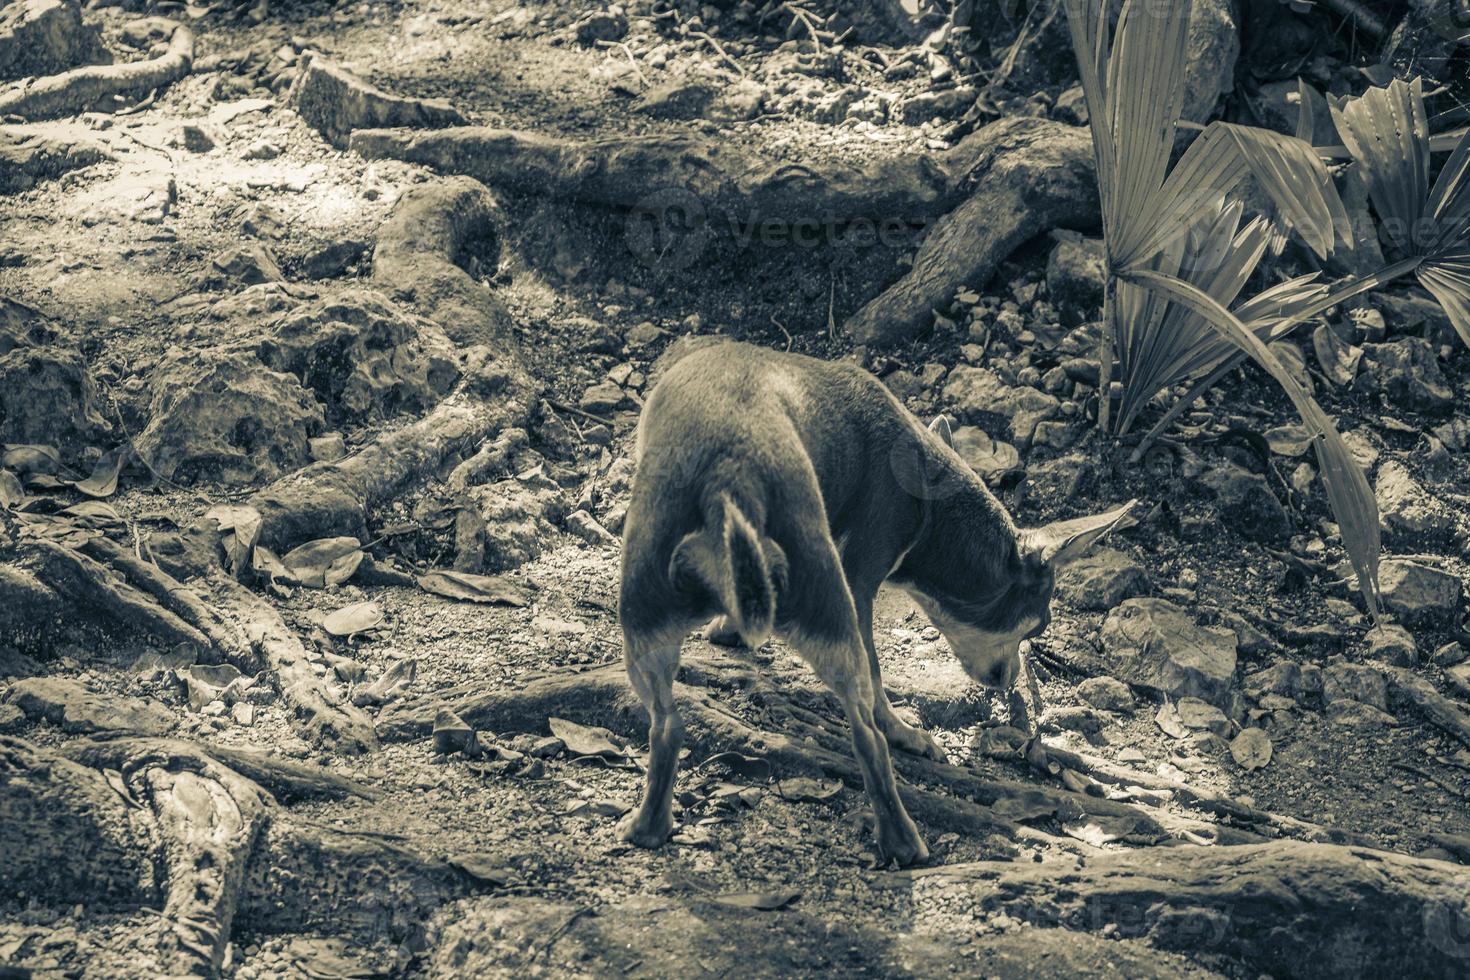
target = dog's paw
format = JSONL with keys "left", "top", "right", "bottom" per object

{"left": 877, "top": 827, "right": 930, "bottom": 868}
{"left": 616, "top": 809, "right": 674, "bottom": 850}
{"left": 883, "top": 719, "right": 947, "bottom": 763}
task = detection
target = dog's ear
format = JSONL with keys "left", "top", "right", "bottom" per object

{"left": 928, "top": 414, "right": 954, "bottom": 449}
{"left": 1026, "top": 500, "right": 1139, "bottom": 569}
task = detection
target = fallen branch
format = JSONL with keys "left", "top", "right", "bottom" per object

{"left": 844, "top": 117, "right": 1099, "bottom": 345}
{"left": 290, "top": 56, "right": 468, "bottom": 149}
{"left": 0, "top": 22, "right": 194, "bottom": 121}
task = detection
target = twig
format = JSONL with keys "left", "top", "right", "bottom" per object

{"left": 547, "top": 398, "right": 613, "bottom": 428}
{"left": 770, "top": 313, "right": 793, "bottom": 351}
{"left": 688, "top": 30, "right": 746, "bottom": 77}
{"left": 782, "top": 3, "right": 826, "bottom": 51}
{"left": 594, "top": 40, "right": 646, "bottom": 88}
{"left": 536, "top": 905, "right": 594, "bottom": 960}
{"left": 1319, "top": 0, "right": 1387, "bottom": 40}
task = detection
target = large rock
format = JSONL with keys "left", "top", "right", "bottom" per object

{"left": 290, "top": 57, "right": 468, "bottom": 148}
{"left": 1100, "top": 598, "right": 1238, "bottom": 706}
{"left": 6, "top": 676, "right": 172, "bottom": 735}
{"left": 258, "top": 290, "right": 460, "bottom": 425}
{"left": 1375, "top": 460, "right": 1457, "bottom": 541}
{"left": 0, "top": 344, "right": 109, "bottom": 455}
{"left": 135, "top": 349, "right": 325, "bottom": 485}
{"left": 1359, "top": 338, "right": 1454, "bottom": 414}
{"left": 466, "top": 470, "right": 569, "bottom": 571}
{"left": 1200, "top": 465, "right": 1289, "bottom": 542}
{"left": 0, "top": 0, "right": 109, "bottom": 82}
{"left": 1379, "top": 559, "right": 1463, "bottom": 629}
{"left": 0, "top": 125, "right": 110, "bottom": 194}
{"left": 1054, "top": 548, "right": 1148, "bottom": 611}
{"left": 942, "top": 366, "right": 1060, "bottom": 448}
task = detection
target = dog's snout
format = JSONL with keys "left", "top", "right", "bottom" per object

{"left": 986, "top": 661, "right": 1012, "bottom": 689}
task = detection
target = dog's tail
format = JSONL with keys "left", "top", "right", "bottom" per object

{"left": 669, "top": 494, "right": 785, "bottom": 647}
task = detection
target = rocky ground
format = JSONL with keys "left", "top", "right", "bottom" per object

{"left": 3, "top": 0, "right": 1470, "bottom": 977}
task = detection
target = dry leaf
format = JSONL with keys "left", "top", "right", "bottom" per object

{"left": 417, "top": 569, "right": 533, "bottom": 606}
{"left": 1313, "top": 323, "right": 1362, "bottom": 387}
{"left": 1, "top": 444, "right": 59, "bottom": 476}
{"left": 72, "top": 446, "right": 128, "bottom": 498}
{"left": 698, "top": 751, "right": 771, "bottom": 782}
{"left": 1230, "top": 727, "right": 1273, "bottom": 770}
{"left": 548, "top": 717, "right": 625, "bottom": 759}
{"left": 711, "top": 887, "right": 801, "bottom": 911}
{"left": 0, "top": 469, "right": 25, "bottom": 509}
{"left": 323, "top": 600, "right": 384, "bottom": 638}
{"left": 773, "top": 777, "right": 842, "bottom": 803}
{"left": 352, "top": 658, "right": 416, "bottom": 707}
{"left": 280, "top": 536, "right": 362, "bottom": 588}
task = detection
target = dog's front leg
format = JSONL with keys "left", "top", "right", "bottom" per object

{"left": 802, "top": 639, "right": 928, "bottom": 867}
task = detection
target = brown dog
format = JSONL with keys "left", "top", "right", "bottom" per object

{"left": 617, "top": 342, "right": 1134, "bottom": 865}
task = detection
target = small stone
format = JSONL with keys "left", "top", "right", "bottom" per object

{"left": 1039, "top": 705, "right": 1102, "bottom": 735}
{"left": 579, "top": 381, "right": 627, "bottom": 414}
{"left": 1375, "top": 460, "right": 1456, "bottom": 541}
{"left": 1076, "top": 676, "right": 1134, "bottom": 713}
{"left": 575, "top": 10, "right": 628, "bottom": 44}
{"left": 624, "top": 321, "right": 666, "bottom": 349}
{"left": 1365, "top": 624, "right": 1417, "bottom": 666}
{"left": 309, "top": 432, "right": 347, "bottom": 462}
{"left": 1379, "top": 559, "right": 1464, "bottom": 629}
{"left": 211, "top": 242, "right": 283, "bottom": 285}
{"left": 242, "top": 139, "right": 282, "bottom": 160}
{"left": 1326, "top": 699, "right": 1398, "bottom": 727}
{"left": 1054, "top": 85, "right": 1089, "bottom": 126}
{"left": 1360, "top": 338, "right": 1454, "bottom": 414}
{"left": 1200, "top": 464, "right": 1290, "bottom": 542}
{"left": 1045, "top": 232, "right": 1104, "bottom": 323}
{"left": 565, "top": 510, "right": 617, "bottom": 547}
{"left": 181, "top": 124, "right": 215, "bottom": 153}
{"left": 1176, "top": 697, "right": 1230, "bottom": 737}
{"left": 1322, "top": 663, "right": 1388, "bottom": 710}
{"left": 232, "top": 701, "right": 255, "bottom": 726}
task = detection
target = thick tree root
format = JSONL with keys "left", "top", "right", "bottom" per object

{"left": 370, "top": 175, "right": 515, "bottom": 347}
{"left": 348, "top": 126, "right": 956, "bottom": 224}
{"left": 844, "top": 118, "right": 1098, "bottom": 345}
{"left": 888, "top": 842, "right": 1470, "bottom": 979}
{"left": 0, "top": 22, "right": 194, "bottom": 121}
{"left": 1389, "top": 667, "right": 1470, "bottom": 751}
{"left": 290, "top": 56, "right": 467, "bottom": 149}
{"left": 2, "top": 735, "right": 485, "bottom": 974}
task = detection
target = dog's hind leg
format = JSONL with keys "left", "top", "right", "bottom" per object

{"left": 617, "top": 633, "right": 685, "bottom": 849}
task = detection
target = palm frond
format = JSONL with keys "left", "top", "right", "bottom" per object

{"left": 1330, "top": 78, "right": 1430, "bottom": 249}
{"left": 1123, "top": 270, "right": 1382, "bottom": 618}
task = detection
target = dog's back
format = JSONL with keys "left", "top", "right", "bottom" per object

{"left": 619, "top": 341, "right": 925, "bottom": 649}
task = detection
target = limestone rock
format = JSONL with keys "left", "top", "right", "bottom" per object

{"left": 942, "top": 365, "right": 1060, "bottom": 448}
{"left": 1200, "top": 464, "right": 1289, "bottom": 542}
{"left": 1100, "top": 598, "right": 1238, "bottom": 707}
{"left": 1365, "top": 624, "right": 1417, "bottom": 666}
{"left": 0, "top": 344, "right": 109, "bottom": 455}
{"left": 468, "top": 471, "right": 569, "bottom": 571}
{"left": 0, "top": 0, "right": 109, "bottom": 82}
{"left": 136, "top": 349, "right": 325, "bottom": 485}
{"left": 1360, "top": 338, "right": 1454, "bottom": 414}
{"left": 1379, "top": 559, "right": 1464, "bottom": 629}
{"left": 1045, "top": 232, "right": 1104, "bottom": 323}
{"left": 258, "top": 290, "right": 460, "bottom": 425}
{"left": 1054, "top": 548, "right": 1148, "bottom": 611}
{"left": 1076, "top": 675, "right": 1134, "bottom": 713}
{"left": 290, "top": 57, "right": 468, "bottom": 148}
{"left": 0, "top": 125, "right": 110, "bottom": 194}
{"left": 1322, "top": 663, "right": 1388, "bottom": 710}
{"left": 1375, "top": 460, "right": 1457, "bottom": 541}
{"left": 211, "top": 243, "right": 283, "bottom": 286}
{"left": 1326, "top": 699, "right": 1398, "bottom": 728}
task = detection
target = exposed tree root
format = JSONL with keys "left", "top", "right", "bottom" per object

{"left": 377, "top": 650, "right": 1226, "bottom": 849}
{"left": 844, "top": 118, "right": 1099, "bottom": 345}
{"left": 290, "top": 56, "right": 467, "bottom": 149}
{"left": 348, "top": 126, "right": 956, "bottom": 224}
{"left": 1389, "top": 667, "right": 1470, "bottom": 750}
{"left": 0, "top": 22, "right": 194, "bottom": 121}
{"left": 888, "top": 842, "right": 1470, "bottom": 979}
{"left": 370, "top": 175, "right": 515, "bottom": 347}
{"left": 1, "top": 735, "right": 486, "bottom": 974}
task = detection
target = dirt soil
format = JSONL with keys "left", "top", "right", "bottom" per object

{"left": 3, "top": 1, "right": 1470, "bottom": 978}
